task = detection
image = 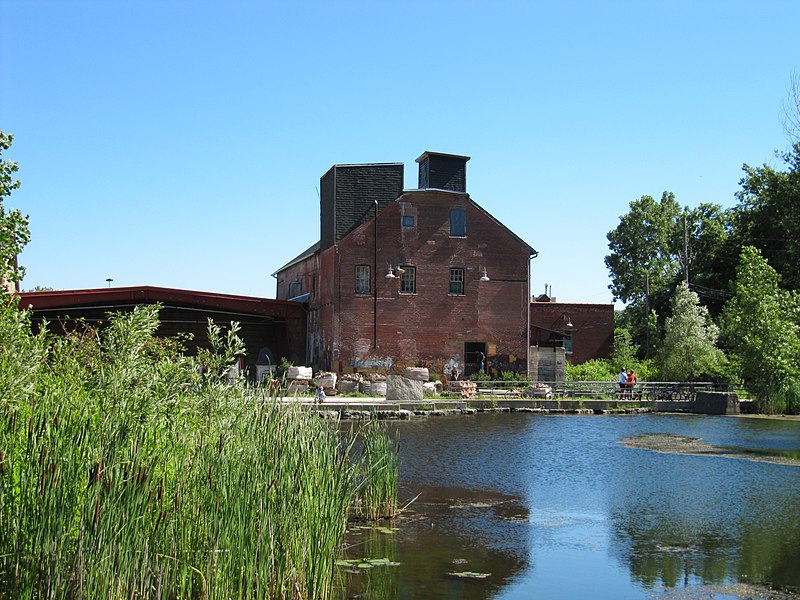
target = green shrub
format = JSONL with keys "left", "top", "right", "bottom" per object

{"left": 566, "top": 359, "right": 615, "bottom": 381}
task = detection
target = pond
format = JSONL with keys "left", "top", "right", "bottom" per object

{"left": 335, "top": 413, "right": 800, "bottom": 599}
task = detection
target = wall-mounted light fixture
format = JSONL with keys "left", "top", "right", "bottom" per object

{"left": 562, "top": 313, "right": 573, "bottom": 328}
{"left": 479, "top": 266, "right": 490, "bottom": 281}
{"left": 386, "top": 263, "right": 405, "bottom": 279}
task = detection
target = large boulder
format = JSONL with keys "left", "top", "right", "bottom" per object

{"left": 386, "top": 375, "right": 423, "bottom": 402}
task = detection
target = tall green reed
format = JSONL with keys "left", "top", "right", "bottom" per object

{"left": 352, "top": 421, "right": 400, "bottom": 521}
{"left": 0, "top": 300, "right": 396, "bottom": 599}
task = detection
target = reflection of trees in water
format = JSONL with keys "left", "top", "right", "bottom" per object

{"left": 334, "top": 485, "right": 530, "bottom": 600}
{"left": 610, "top": 493, "right": 800, "bottom": 592}
{"left": 335, "top": 525, "right": 398, "bottom": 600}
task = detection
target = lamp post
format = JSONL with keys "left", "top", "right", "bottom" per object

{"left": 373, "top": 200, "right": 378, "bottom": 349}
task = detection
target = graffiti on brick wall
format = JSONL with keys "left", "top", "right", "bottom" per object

{"left": 350, "top": 357, "right": 393, "bottom": 370}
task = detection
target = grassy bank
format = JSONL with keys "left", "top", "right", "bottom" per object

{"left": 0, "top": 300, "right": 397, "bottom": 599}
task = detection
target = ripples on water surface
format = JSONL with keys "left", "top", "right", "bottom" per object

{"left": 335, "top": 414, "right": 800, "bottom": 600}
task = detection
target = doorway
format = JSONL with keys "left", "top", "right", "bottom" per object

{"left": 463, "top": 342, "right": 488, "bottom": 376}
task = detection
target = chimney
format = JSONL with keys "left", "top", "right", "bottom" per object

{"left": 319, "top": 163, "right": 404, "bottom": 251}
{"left": 416, "top": 151, "right": 470, "bottom": 192}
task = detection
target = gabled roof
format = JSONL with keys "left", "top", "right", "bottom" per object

{"left": 397, "top": 189, "right": 538, "bottom": 257}
{"left": 270, "top": 188, "right": 538, "bottom": 278}
{"left": 271, "top": 241, "right": 320, "bottom": 276}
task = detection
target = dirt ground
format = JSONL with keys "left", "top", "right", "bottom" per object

{"left": 622, "top": 433, "right": 800, "bottom": 467}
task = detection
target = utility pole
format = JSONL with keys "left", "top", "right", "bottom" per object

{"left": 645, "top": 272, "right": 650, "bottom": 358}
{"left": 683, "top": 213, "right": 689, "bottom": 285}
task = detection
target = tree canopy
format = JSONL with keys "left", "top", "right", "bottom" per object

{"left": 721, "top": 246, "right": 800, "bottom": 413}
{"left": 657, "top": 281, "right": 724, "bottom": 382}
{"left": 0, "top": 131, "right": 30, "bottom": 288}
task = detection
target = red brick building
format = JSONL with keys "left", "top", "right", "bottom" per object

{"left": 530, "top": 299, "right": 615, "bottom": 365}
{"left": 274, "top": 152, "right": 538, "bottom": 378}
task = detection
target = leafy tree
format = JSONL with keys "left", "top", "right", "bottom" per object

{"left": 657, "top": 281, "right": 725, "bottom": 381}
{"left": 605, "top": 192, "right": 683, "bottom": 305}
{"left": 733, "top": 143, "right": 800, "bottom": 292}
{"left": 0, "top": 132, "right": 30, "bottom": 288}
{"left": 682, "top": 203, "right": 737, "bottom": 315}
{"left": 607, "top": 325, "right": 655, "bottom": 381}
{"left": 721, "top": 246, "right": 800, "bottom": 413}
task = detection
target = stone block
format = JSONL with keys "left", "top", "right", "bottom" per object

{"left": 404, "top": 367, "right": 430, "bottom": 381}
{"left": 693, "top": 391, "right": 740, "bottom": 415}
{"left": 386, "top": 375, "right": 423, "bottom": 402}
{"left": 286, "top": 366, "right": 313, "bottom": 380}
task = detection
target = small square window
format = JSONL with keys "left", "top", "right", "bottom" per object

{"left": 402, "top": 215, "right": 415, "bottom": 228}
{"left": 355, "top": 265, "right": 371, "bottom": 294}
{"left": 449, "top": 268, "right": 464, "bottom": 295}
{"left": 399, "top": 266, "right": 416, "bottom": 294}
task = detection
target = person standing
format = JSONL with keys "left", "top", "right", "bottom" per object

{"left": 626, "top": 369, "right": 637, "bottom": 396}
{"left": 478, "top": 351, "right": 486, "bottom": 373}
{"left": 619, "top": 368, "right": 628, "bottom": 396}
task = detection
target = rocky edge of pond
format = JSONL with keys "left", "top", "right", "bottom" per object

{"left": 314, "top": 406, "right": 647, "bottom": 420}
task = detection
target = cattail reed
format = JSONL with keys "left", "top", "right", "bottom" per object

{"left": 0, "top": 302, "right": 398, "bottom": 599}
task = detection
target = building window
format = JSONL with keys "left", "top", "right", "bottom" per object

{"left": 449, "top": 268, "right": 464, "bottom": 295}
{"left": 399, "top": 265, "right": 416, "bottom": 294}
{"left": 355, "top": 265, "right": 371, "bottom": 294}
{"left": 560, "top": 330, "right": 573, "bottom": 353}
{"left": 449, "top": 208, "right": 466, "bottom": 237}
{"left": 402, "top": 215, "right": 415, "bottom": 228}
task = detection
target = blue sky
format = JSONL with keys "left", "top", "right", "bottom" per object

{"left": 4, "top": 1, "right": 798, "bottom": 303}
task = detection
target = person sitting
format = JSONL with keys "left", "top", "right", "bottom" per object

{"left": 314, "top": 384, "right": 326, "bottom": 404}
{"left": 450, "top": 365, "right": 459, "bottom": 381}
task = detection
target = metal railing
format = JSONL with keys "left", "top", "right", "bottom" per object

{"left": 447, "top": 379, "right": 726, "bottom": 401}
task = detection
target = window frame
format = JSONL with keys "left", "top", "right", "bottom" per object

{"left": 559, "top": 330, "right": 573, "bottom": 354}
{"left": 449, "top": 208, "right": 466, "bottom": 237}
{"left": 355, "top": 265, "right": 371, "bottom": 294}
{"left": 399, "top": 265, "right": 416, "bottom": 294}
{"left": 449, "top": 267, "right": 465, "bottom": 295}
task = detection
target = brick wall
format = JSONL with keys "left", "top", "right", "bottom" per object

{"left": 530, "top": 302, "right": 614, "bottom": 365}
{"left": 328, "top": 189, "right": 532, "bottom": 377}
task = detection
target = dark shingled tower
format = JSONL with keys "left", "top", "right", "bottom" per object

{"left": 319, "top": 163, "right": 404, "bottom": 251}
{"left": 416, "top": 151, "right": 470, "bottom": 192}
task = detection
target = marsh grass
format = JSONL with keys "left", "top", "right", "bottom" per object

{"left": 352, "top": 422, "right": 399, "bottom": 521}
{"left": 0, "top": 299, "right": 396, "bottom": 599}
